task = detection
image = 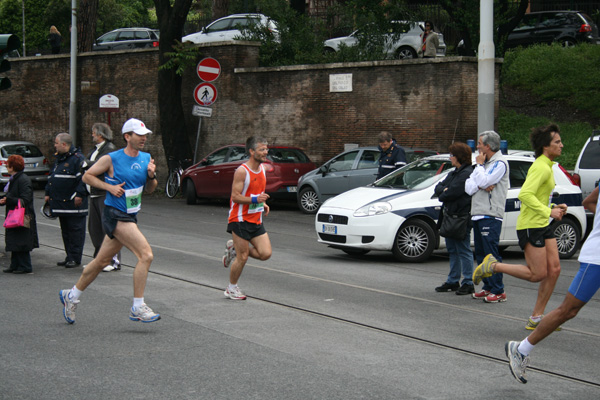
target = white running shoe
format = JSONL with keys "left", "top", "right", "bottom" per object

{"left": 505, "top": 341, "right": 529, "bottom": 384}
{"left": 224, "top": 286, "right": 247, "bottom": 300}
{"left": 129, "top": 304, "right": 161, "bottom": 323}
{"left": 222, "top": 239, "right": 236, "bottom": 268}
{"left": 59, "top": 289, "right": 79, "bottom": 324}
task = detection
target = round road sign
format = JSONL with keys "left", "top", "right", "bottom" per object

{"left": 196, "top": 57, "right": 221, "bottom": 82}
{"left": 194, "top": 82, "right": 217, "bottom": 106}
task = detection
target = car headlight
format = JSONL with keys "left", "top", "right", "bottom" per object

{"left": 354, "top": 202, "right": 392, "bottom": 217}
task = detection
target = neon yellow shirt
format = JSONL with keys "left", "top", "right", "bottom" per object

{"left": 516, "top": 155, "right": 554, "bottom": 230}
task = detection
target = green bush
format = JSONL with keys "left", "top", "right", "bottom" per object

{"left": 502, "top": 44, "right": 600, "bottom": 119}
{"left": 499, "top": 108, "right": 593, "bottom": 169}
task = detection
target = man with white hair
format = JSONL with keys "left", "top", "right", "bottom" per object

{"left": 465, "top": 130, "right": 509, "bottom": 302}
{"left": 84, "top": 122, "right": 120, "bottom": 272}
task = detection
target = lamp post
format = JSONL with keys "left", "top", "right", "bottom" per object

{"left": 477, "top": 0, "right": 495, "bottom": 135}
{"left": 69, "top": 0, "right": 77, "bottom": 144}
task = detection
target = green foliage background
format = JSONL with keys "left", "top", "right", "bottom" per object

{"left": 499, "top": 44, "right": 600, "bottom": 169}
{"left": 0, "top": 0, "right": 155, "bottom": 53}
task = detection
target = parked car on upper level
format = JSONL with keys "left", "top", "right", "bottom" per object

{"left": 92, "top": 28, "right": 160, "bottom": 51}
{"left": 506, "top": 10, "right": 600, "bottom": 49}
{"left": 297, "top": 146, "right": 438, "bottom": 214}
{"left": 315, "top": 153, "right": 586, "bottom": 262}
{"left": 182, "top": 144, "right": 315, "bottom": 204}
{"left": 573, "top": 132, "right": 600, "bottom": 213}
{"left": 0, "top": 141, "right": 50, "bottom": 188}
{"left": 323, "top": 21, "right": 446, "bottom": 59}
{"left": 182, "top": 13, "right": 278, "bottom": 45}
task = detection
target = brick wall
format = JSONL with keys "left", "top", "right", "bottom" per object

{"left": 0, "top": 43, "right": 499, "bottom": 172}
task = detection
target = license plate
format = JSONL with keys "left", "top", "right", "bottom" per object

{"left": 287, "top": 186, "right": 297, "bottom": 192}
{"left": 25, "top": 163, "right": 37, "bottom": 168}
{"left": 322, "top": 224, "right": 337, "bottom": 234}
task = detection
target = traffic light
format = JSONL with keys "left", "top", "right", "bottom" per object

{"left": 0, "top": 34, "right": 20, "bottom": 91}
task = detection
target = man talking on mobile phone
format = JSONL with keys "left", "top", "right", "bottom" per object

{"left": 465, "top": 131, "right": 509, "bottom": 303}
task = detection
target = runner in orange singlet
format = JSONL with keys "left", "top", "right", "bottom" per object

{"left": 222, "top": 137, "right": 272, "bottom": 300}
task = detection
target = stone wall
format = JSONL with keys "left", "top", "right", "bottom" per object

{"left": 0, "top": 43, "right": 499, "bottom": 174}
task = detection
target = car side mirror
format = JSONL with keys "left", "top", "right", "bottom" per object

{"left": 319, "top": 165, "right": 328, "bottom": 175}
{"left": 200, "top": 158, "right": 208, "bottom": 166}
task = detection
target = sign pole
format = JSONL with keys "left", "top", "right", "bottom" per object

{"left": 99, "top": 94, "right": 119, "bottom": 128}
{"left": 192, "top": 57, "right": 220, "bottom": 164}
{"left": 193, "top": 117, "right": 202, "bottom": 165}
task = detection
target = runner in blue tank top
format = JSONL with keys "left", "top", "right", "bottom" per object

{"left": 59, "top": 118, "right": 161, "bottom": 324}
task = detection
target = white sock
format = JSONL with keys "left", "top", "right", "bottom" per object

{"left": 70, "top": 286, "right": 83, "bottom": 301}
{"left": 518, "top": 337, "right": 534, "bottom": 356}
{"left": 133, "top": 297, "right": 144, "bottom": 309}
{"left": 228, "top": 283, "right": 238, "bottom": 290}
{"left": 530, "top": 315, "right": 543, "bottom": 323}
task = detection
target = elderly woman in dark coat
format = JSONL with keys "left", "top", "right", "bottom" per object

{"left": 1, "top": 155, "right": 39, "bottom": 274}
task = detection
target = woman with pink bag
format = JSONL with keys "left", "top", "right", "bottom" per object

{"left": 1, "top": 155, "right": 39, "bottom": 274}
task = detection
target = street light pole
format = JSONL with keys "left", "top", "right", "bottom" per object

{"left": 69, "top": 0, "right": 77, "bottom": 145}
{"left": 478, "top": 0, "right": 495, "bottom": 135}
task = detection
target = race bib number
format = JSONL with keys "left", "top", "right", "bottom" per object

{"left": 125, "top": 186, "right": 143, "bottom": 214}
{"left": 248, "top": 202, "right": 264, "bottom": 214}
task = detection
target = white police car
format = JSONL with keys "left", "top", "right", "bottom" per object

{"left": 315, "top": 154, "right": 587, "bottom": 262}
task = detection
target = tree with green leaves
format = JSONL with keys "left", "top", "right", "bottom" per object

{"left": 0, "top": 0, "right": 155, "bottom": 54}
{"left": 77, "top": 0, "right": 99, "bottom": 52}
{"left": 439, "top": 0, "right": 529, "bottom": 57}
{"left": 154, "top": 0, "right": 195, "bottom": 162}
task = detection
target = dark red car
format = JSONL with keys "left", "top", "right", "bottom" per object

{"left": 182, "top": 144, "right": 316, "bottom": 204}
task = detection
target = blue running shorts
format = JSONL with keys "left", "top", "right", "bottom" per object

{"left": 568, "top": 263, "right": 600, "bottom": 303}
{"left": 102, "top": 206, "right": 138, "bottom": 239}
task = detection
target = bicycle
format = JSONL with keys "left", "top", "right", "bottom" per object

{"left": 165, "top": 158, "right": 191, "bottom": 198}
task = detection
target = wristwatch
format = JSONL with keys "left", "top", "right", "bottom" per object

{"left": 148, "top": 173, "right": 157, "bottom": 180}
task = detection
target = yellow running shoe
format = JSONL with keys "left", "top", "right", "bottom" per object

{"left": 473, "top": 254, "right": 497, "bottom": 285}
{"left": 525, "top": 315, "right": 562, "bottom": 331}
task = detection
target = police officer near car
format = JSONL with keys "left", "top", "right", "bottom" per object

{"left": 376, "top": 131, "right": 407, "bottom": 180}
{"left": 45, "top": 133, "right": 88, "bottom": 268}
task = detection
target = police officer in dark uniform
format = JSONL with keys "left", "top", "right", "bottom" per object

{"left": 377, "top": 131, "right": 407, "bottom": 179}
{"left": 45, "top": 133, "right": 88, "bottom": 268}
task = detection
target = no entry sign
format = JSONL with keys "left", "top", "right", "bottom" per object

{"left": 194, "top": 82, "right": 217, "bottom": 106}
{"left": 196, "top": 57, "right": 221, "bottom": 82}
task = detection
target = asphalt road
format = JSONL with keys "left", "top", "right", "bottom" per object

{"left": 1, "top": 190, "right": 599, "bottom": 399}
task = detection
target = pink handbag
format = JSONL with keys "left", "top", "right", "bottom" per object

{"left": 3, "top": 199, "right": 30, "bottom": 229}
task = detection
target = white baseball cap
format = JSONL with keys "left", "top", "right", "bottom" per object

{"left": 122, "top": 118, "right": 152, "bottom": 135}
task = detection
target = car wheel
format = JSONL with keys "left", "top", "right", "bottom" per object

{"left": 323, "top": 47, "right": 336, "bottom": 55}
{"left": 396, "top": 46, "right": 417, "bottom": 60}
{"left": 560, "top": 38, "right": 576, "bottom": 48}
{"left": 341, "top": 248, "right": 371, "bottom": 256}
{"left": 298, "top": 187, "right": 320, "bottom": 214}
{"left": 553, "top": 217, "right": 580, "bottom": 259}
{"left": 184, "top": 180, "right": 197, "bottom": 205}
{"left": 392, "top": 219, "right": 435, "bottom": 262}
